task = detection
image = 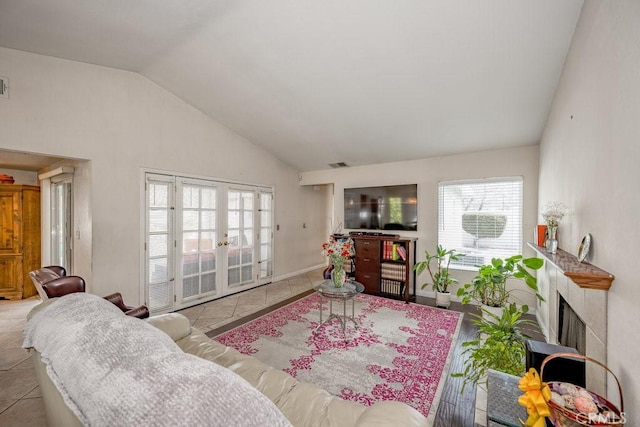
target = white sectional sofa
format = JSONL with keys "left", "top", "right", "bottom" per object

{"left": 25, "top": 293, "right": 428, "bottom": 426}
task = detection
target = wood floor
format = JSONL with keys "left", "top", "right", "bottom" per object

{"left": 422, "top": 297, "right": 482, "bottom": 427}
{"left": 207, "top": 292, "right": 543, "bottom": 427}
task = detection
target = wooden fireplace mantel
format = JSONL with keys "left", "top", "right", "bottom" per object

{"left": 527, "top": 243, "right": 615, "bottom": 290}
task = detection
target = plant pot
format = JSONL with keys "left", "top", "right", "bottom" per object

{"left": 435, "top": 291, "right": 451, "bottom": 309}
{"left": 480, "top": 304, "right": 504, "bottom": 322}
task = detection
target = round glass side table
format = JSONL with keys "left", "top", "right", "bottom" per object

{"left": 313, "top": 279, "right": 364, "bottom": 342}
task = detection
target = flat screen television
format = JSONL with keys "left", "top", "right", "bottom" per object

{"left": 344, "top": 184, "right": 418, "bottom": 231}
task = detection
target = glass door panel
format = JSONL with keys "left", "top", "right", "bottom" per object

{"left": 50, "top": 177, "right": 72, "bottom": 271}
{"left": 227, "top": 189, "right": 255, "bottom": 288}
{"left": 146, "top": 176, "right": 174, "bottom": 312}
{"left": 259, "top": 191, "right": 273, "bottom": 281}
{"left": 178, "top": 182, "right": 218, "bottom": 304}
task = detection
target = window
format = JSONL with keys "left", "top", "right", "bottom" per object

{"left": 438, "top": 177, "right": 523, "bottom": 268}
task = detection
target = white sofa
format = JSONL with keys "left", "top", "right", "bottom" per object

{"left": 25, "top": 294, "right": 428, "bottom": 426}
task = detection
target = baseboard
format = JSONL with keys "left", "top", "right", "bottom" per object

{"left": 272, "top": 263, "right": 326, "bottom": 283}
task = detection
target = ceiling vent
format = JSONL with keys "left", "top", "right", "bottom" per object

{"left": 329, "top": 162, "right": 349, "bottom": 168}
{"left": 0, "top": 76, "right": 8, "bottom": 99}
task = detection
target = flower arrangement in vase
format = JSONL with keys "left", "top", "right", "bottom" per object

{"left": 541, "top": 201, "right": 569, "bottom": 254}
{"left": 322, "top": 236, "right": 355, "bottom": 287}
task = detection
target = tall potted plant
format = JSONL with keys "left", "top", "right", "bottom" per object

{"left": 456, "top": 254, "right": 543, "bottom": 316}
{"left": 452, "top": 302, "right": 537, "bottom": 391}
{"left": 413, "top": 245, "right": 464, "bottom": 309}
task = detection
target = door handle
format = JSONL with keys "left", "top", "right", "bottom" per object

{"left": 217, "top": 242, "right": 223, "bottom": 247}
{"left": 223, "top": 241, "right": 229, "bottom": 246}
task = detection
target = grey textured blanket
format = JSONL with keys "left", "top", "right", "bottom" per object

{"left": 23, "top": 293, "right": 291, "bottom": 427}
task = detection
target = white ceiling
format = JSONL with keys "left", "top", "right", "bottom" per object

{"left": 0, "top": 0, "right": 584, "bottom": 172}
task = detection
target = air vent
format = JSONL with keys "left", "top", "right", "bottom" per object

{"left": 329, "top": 162, "right": 349, "bottom": 168}
{"left": 0, "top": 76, "right": 8, "bottom": 99}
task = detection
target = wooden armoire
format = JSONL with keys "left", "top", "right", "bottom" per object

{"left": 0, "top": 185, "right": 41, "bottom": 300}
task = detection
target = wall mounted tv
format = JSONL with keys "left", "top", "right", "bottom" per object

{"left": 344, "top": 184, "right": 418, "bottom": 231}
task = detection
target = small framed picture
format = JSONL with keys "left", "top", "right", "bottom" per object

{"left": 577, "top": 234, "right": 592, "bottom": 263}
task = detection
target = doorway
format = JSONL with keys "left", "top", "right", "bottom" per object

{"left": 50, "top": 174, "right": 73, "bottom": 272}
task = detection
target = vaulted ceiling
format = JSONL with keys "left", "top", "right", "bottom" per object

{"left": 0, "top": 0, "right": 584, "bottom": 171}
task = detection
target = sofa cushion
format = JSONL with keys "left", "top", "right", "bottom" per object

{"left": 146, "top": 312, "right": 192, "bottom": 341}
{"left": 23, "top": 293, "right": 291, "bottom": 427}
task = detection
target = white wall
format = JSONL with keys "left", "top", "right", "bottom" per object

{"left": 538, "top": 0, "right": 639, "bottom": 421}
{"left": 301, "top": 145, "right": 540, "bottom": 307}
{"left": 0, "top": 47, "right": 326, "bottom": 305}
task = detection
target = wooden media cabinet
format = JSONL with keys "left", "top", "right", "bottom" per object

{"left": 346, "top": 235, "right": 417, "bottom": 303}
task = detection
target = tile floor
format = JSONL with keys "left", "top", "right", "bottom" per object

{"left": 0, "top": 268, "right": 323, "bottom": 426}
{"left": 178, "top": 268, "right": 323, "bottom": 335}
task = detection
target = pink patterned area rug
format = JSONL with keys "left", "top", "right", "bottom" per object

{"left": 214, "top": 293, "right": 463, "bottom": 421}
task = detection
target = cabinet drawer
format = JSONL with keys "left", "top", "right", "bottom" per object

{"left": 355, "top": 271, "right": 380, "bottom": 294}
{"left": 355, "top": 239, "right": 380, "bottom": 258}
{"left": 356, "top": 256, "right": 379, "bottom": 273}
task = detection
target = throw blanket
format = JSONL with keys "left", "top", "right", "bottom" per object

{"left": 23, "top": 293, "right": 291, "bottom": 427}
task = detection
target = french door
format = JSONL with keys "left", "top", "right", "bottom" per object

{"left": 144, "top": 173, "right": 274, "bottom": 313}
{"left": 50, "top": 175, "right": 73, "bottom": 271}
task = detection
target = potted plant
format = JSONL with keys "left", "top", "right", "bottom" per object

{"left": 452, "top": 302, "right": 537, "bottom": 391}
{"left": 456, "top": 254, "right": 543, "bottom": 316}
{"left": 413, "top": 245, "right": 464, "bottom": 309}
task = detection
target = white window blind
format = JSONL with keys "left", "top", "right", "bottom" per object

{"left": 438, "top": 177, "right": 523, "bottom": 268}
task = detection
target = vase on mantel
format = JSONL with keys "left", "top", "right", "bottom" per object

{"left": 546, "top": 225, "right": 558, "bottom": 254}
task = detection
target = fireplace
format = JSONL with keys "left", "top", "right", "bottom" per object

{"left": 558, "top": 295, "right": 586, "bottom": 355}
{"left": 547, "top": 277, "right": 608, "bottom": 396}
{"left": 528, "top": 243, "right": 613, "bottom": 397}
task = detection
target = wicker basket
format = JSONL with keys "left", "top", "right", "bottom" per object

{"left": 541, "top": 353, "right": 624, "bottom": 426}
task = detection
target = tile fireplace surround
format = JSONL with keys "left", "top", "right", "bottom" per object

{"left": 529, "top": 243, "right": 614, "bottom": 397}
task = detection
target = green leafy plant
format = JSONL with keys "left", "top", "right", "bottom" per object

{"left": 456, "top": 255, "right": 544, "bottom": 308}
{"left": 413, "top": 245, "right": 464, "bottom": 293}
{"left": 452, "top": 302, "right": 537, "bottom": 392}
